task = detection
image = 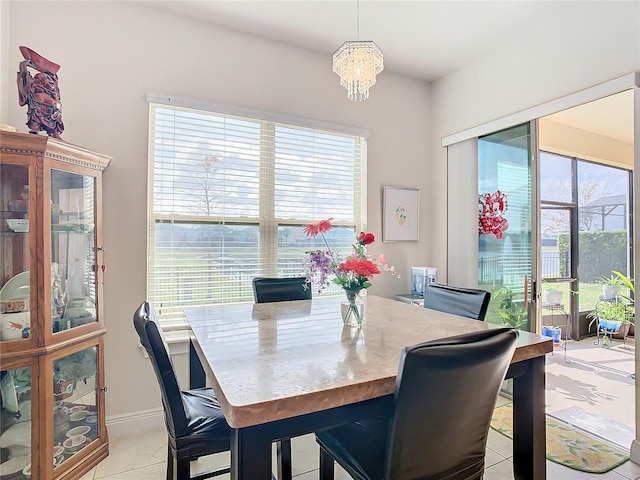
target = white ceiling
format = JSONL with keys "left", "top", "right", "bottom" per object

{"left": 146, "top": 1, "right": 634, "bottom": 144}
{"left": 148, "top": 0, "right": 564, "bottom": 82}
{"left": 545, "top": 90, "right": 634, "bottom": 144}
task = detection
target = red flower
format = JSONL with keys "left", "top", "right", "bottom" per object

{"left": 303, "top": 224, "right": 319, "bottom": 237}
{"left": 318, "top": 218, "right": 333, "bottom": 234}
{"left": 304, "top": 218, "right": 334, "bottom": 238}
{"left": 302, "top": 219, "right": 399, "bottom": 293}
{"left": 337, "top": 259, "right": 381, "bottom": 278}
{"left": 357, "top": 231, "right": 375, "bottom": 245}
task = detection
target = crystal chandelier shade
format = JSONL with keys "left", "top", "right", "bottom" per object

{"left": 332, "top": 41, "right": 384, "bottom": 101}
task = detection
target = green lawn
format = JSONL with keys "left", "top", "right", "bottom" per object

{"left": 542, "top": 282, "right": 631, "bottom": 313}
{"left": 484, "top": 281, "right": 632, "bottom": 329}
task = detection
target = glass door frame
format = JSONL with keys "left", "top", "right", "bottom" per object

{"left": 476, "top": 120, "right": 540, "bottom": 333}
{"left": 540, "top": 203, "right": 579, "bottom": 338}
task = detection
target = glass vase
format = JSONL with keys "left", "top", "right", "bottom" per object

{"left": 341, "top": 288, "right": 364, "bottom": 326}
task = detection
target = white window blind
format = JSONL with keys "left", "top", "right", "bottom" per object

{"left": 148, "top": 102, "right": 367, "bottom": 328}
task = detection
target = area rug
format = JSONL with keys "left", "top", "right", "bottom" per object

{"left": 490, "top": 403, "right": 629, "bottom": 473}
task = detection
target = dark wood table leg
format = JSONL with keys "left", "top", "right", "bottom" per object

{"left": 228, "top": 395, "right": 391, "bottom": 480}
{"left": 231, "top": 427, "right": 273, "bottom": 480}
{"left": 277, "top": 439, "right": 292, "bottom": 480}
{"left": 512, "top": 356, "right": 547, "bottom": 480}
{"left": 189, "top": 339, "right": 206, "bottom": 389}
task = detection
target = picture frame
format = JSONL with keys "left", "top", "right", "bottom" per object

{"left": 382, "top": 187, "right": 420, "bottom": 242}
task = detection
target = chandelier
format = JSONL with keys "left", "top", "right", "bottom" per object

{"left": 332, "top": 1, "right": 383, "bottom": 101}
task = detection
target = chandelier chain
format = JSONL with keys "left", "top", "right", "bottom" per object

{"left": 357, "top": 0, "right": 360, "bottom": 40}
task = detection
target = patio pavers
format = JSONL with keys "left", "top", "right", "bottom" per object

{"left": 546, "top": 336, "right": 635, "bottom": 449}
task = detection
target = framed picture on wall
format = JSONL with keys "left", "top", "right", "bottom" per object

{"left": 383, "top": 187, "right": 420, "bottom": 242}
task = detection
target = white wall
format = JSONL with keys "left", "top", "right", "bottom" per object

{"left": 431, "top": 1, "right": 640, "bottom": 285}
{"left": 4, "top": 1, "right": 430, "bottom": 422}
{"left": 0, "top": 1, "right": 10, "bottom": 122}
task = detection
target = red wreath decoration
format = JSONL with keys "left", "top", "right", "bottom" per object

{"left": 478, "top": 190, "right": 508, "bottom": 239}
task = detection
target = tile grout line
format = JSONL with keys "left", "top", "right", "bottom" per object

{"left": 93, "top": 461, "right": 166, "bottom": 479}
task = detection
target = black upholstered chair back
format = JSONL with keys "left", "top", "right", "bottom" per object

{"left": 252, "top": 276, "right": 312, "bottom": 303}
{"left": 424, "top": 283, "right": 491, "bottom": 321}
{"left": 133, "top": 301, "right": 187, "bottom": 437}
{"left": 384, "top": 328, "right": 518, "bottom": 479}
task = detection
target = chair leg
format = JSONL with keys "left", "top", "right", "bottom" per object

{"left": 277, "top": 439, "right": 293, "bottom": 480}
{"left": 166, "top": 443, "right": 173, "bottom": 480}
{"left": 319, "top": 446, "right": 335, "bottom": 480}
{"left": 175, "top": 455, "right": 191, "bottom": 480}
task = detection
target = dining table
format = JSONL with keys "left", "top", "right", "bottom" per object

{"left": 185, "top": 295, "right": 552, "bottom": 480}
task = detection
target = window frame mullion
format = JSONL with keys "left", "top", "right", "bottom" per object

{"left": 259, "top": 122, "right": 277, "bottom": 276}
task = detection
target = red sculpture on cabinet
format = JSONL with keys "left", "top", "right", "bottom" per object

{"left": 17, "top": 46, "right": 64, "bottom": 139}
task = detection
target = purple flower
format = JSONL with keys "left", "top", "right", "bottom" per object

{"left": 303, "top": 249, "right": 336, "bottom": 293}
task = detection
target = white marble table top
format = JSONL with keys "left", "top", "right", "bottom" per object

{"left": 185, "top": 295, "right": 551, "bottom": 428}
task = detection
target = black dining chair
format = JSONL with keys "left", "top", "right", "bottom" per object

{"left": 315, "top": 327, "right": 518, "bottom": 480}
{"left": 252, "top": 276, "right": 312, "bottom": 303}
{"left": 251, "top": 276, "right": 311, "bottom": 479}
{"left": 133, "top": 301, "right": 232, "bottom": 479}
{"left": 423, "top": 283, "right": 491, "bottom": 321}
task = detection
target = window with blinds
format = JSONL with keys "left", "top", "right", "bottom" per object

{"left": 148, "top": 102, "right": 367, "bottom": 328}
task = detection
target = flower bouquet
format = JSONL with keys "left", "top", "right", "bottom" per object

{"left": 302, "top": 218, "right": 399, "bottom": 325}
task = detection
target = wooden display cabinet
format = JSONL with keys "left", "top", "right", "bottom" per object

{"left": 0, "top": 131, "right": 110, "bottom": 479}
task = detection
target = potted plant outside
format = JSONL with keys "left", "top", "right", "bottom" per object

{"left": 587, "top": 300, "right": 632, "bottom": 343}
{"left": 598, "top": 274, "right": 624, "bottom": 299}
{"left": 612, "top": 270, "right": 634, "bottom": 336}
{"left": 541, "top": 324, "right": 562, "bottom": 346}
{"left": 493, "top": 286, "right": 528, "bottom": 329}
{"left": 543, "top": 287, "right": 563, "bottom": 306}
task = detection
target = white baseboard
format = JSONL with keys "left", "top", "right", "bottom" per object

{"left": 106, "top": 407, "right": 164, "bottom": 438}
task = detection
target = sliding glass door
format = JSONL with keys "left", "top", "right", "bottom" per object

{"left": 478, "top": 123, "right": 538, "bottom": 332}
{"left": 539, "top": 151, "right": 632, "bottom": 339}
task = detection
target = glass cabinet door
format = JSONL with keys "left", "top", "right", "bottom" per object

{"left": 50, "top": 169, "right": 97, "bottom": 334}
{"left": 0, "top": 364, "right": 33, "bottom": 477}
{"left": 0, "top": 163, "right": 32, "bottom": 343}
{"left": 52, "top": 345, "right": 99, "bottom": 469}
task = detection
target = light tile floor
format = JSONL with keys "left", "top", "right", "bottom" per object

{"left": 80, "top": 337, "right": 640, "bottom": 479}
{"left": 546, "top": 336, "right": 635, "bottom": 439}
{"left": 79, "top": 392, "right": 640, "bottom": 480}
